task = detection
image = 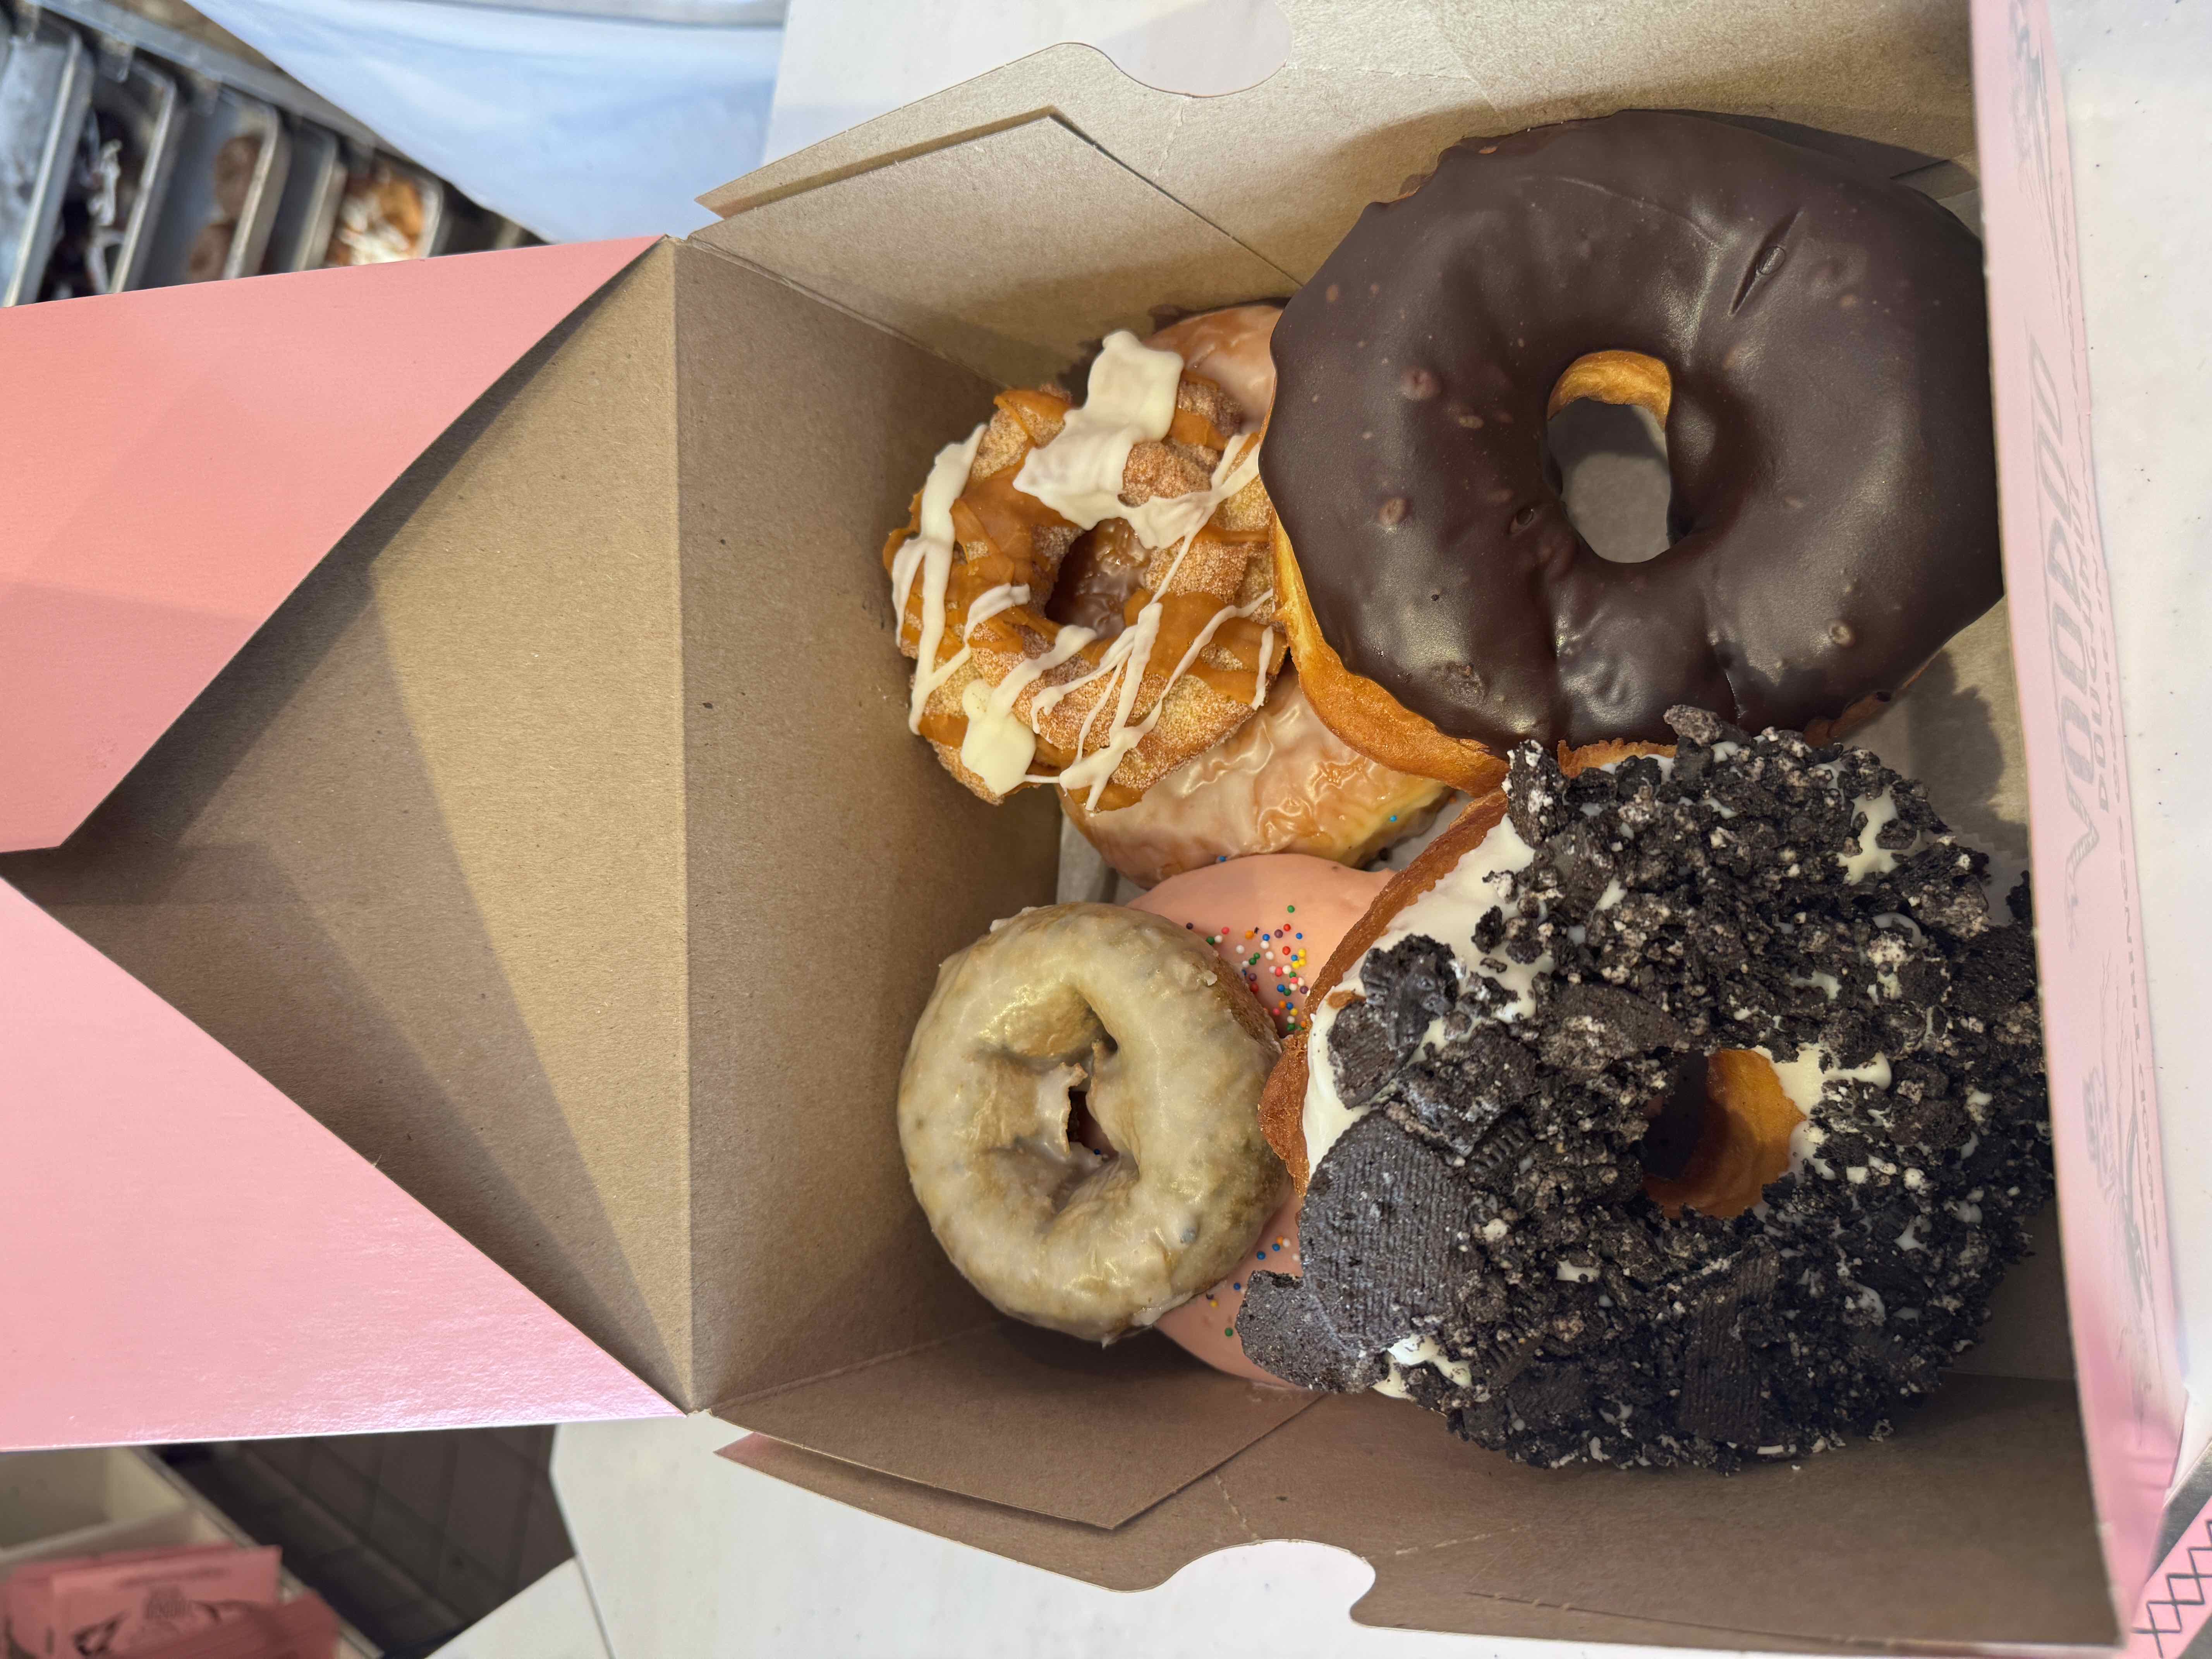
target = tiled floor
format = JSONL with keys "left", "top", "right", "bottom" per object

{"left": 164, "top": 1427, "right": 572, "bottom": 1656}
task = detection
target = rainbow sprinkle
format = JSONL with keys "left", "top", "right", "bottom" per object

{"left": 1188, "top": 900, "right": 1318, "bottom": 1034}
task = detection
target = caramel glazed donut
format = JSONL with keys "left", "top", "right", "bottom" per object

{"left": 884, "top": 316, "right": 1288, "bottom": 813}
{"left": 1240, "top": 711, "right": 2052, "bottom": 1470}
{"left": 1262, "top": 111, "right": 2004, "bottom": 790}
{"left": 899, "top": 905, "right": 1286, "bottom": 1340}
{"left": 884, "top": 306, "right": 1447, "bottom": 881}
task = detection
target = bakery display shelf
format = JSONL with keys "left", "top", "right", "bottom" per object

{"left": 1, "top": 0, "right": 532, "bottom": 302}
{"left": 0, "top": 14, "right": 91, "bottom": 303}
{"left": 261, "top": 111, "right": 338, "bottom": 273}
{"left": 36, "top": 51, "right": 182, "bottom": 297}
{"left": 136, "top": 81, "right": 287, "bottom": 284}
{"left": 22, "top": 0, "right": 379, "bottom": 152}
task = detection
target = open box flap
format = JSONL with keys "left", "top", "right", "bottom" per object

{"left": 0, "top": 880, "right": 672, "bottom": 1446}
{"left": 0, "top": 239, "right": 656, "bottom": 855}
{"left": 690, "top": 113, "right": 1296, "bottom": 388}
{"left": 702, "top": 0, "right": 1980, "bottom": 287}
{"left": 700, "top": 102, "right": 1970, "bottom": 396}
{"left": 0, "top": 239, "right": 1065, "bottom": 1420}
{"left": 0, "top": 244, "right": 705, "bottom": 1410}
{"left": 666, "top": 243, "right": 1067, "bottom": 1409}
{"left": 723, "top": 1370, "right": 2110, "bottom": 1650}
{"left": 718, "top": 1322, "right": 1316, "bottom": 1528}
{"left": 718, "top": 1438, "right": 1812, "bottom": 1653}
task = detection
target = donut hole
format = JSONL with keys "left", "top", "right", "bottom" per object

{"left": 1544, "top": 349, "right": 1675, "bottom": 565}
{"left": 1065, "top": 1071, "right": 1116, "bottom": 1159}
{"left": 1642, "top": 1049, "right": 1806, "bottom": 1220}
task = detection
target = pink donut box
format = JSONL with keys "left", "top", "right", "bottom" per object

{"left": 0, "top": 0, "right": 2203, "bottom": 1649}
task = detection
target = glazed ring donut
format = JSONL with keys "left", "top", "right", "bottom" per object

{"left": 1262, "top": 110, "right": 2001, "bottom": 778}
{"left": 1239, "top": 712, "right": 2052, "bottom": 1469}
{"left": 1061, "top": 667, "right": 1453, "bottom": 888}
{"left": 898, "top": 903, "right": 1286, "bottom": 1341}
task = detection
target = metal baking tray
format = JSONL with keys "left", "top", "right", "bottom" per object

{"left": 39, "top": 54, "right": 182, "bottom": 298}
{"left": 262, "top": 117, "right": 341, "bottom": 272}
{"left": 0, "top": 18, "right": 94, "bottom": 304}
{"left": 138, "top": 84, "right": 288, "bottom": 285}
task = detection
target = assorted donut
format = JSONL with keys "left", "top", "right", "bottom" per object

{"left": 883, "top": 112, "right": 2050, "bottom": 1472}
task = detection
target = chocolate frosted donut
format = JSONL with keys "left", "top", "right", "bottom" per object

{"left": 1263, "top": 111, "right": 2001, "bottom": 768}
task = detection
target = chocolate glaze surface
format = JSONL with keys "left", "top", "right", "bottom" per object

{"left": 1262, "top": 110, "right": 2001, "bottom": 749}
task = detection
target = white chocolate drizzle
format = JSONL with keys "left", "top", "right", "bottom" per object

{"left": 1030, "top": 431, "right": 1268, "bottom": 808}
{"left": 902, "top": 324, "right": 1279, "bottom": 803}
{"left": 962, "top": 582, "right": 1030, "bottom": 638}
{"left": 968, "top": 623, "right": 1099, "bottom": 795}
{"left": 1012, "top": 331, "right": 1185, "bottom": 541}
{"left": 889, "top": 423, "right": 986, "bottom": 733}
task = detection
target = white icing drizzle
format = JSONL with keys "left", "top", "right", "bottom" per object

{"left": 1054, "top": 589, "right": 1271, "bottom": 808}
{"left": 998, "top": 627, "right": 1099, "bottom": 763}
{"left": 963, "top": 622, "right": 1102, "bottom": 795}
{"left": 1030, "top": 432, "right": 1268, "bottom": 808}
{"left": 1012, "top": 331, "right": 1185, "bottom": 541}
{"left": 959, "top": 680, "right": 1036, "bottom": 795}
{"left": 889, "top": 424, "right": 986, "bottom": 733}
{"left": 905, "top": 326, "right": 1279, "bottom": 804}
{"left": 962, "top": 581, "right": 1030, "bottom": 639}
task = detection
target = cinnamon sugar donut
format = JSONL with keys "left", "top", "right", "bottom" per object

{"left": 1063, "top": 668, "right": 1451, "bottom": 887}
{"left": 884, "top": 309, "right": 1289, "bottom": 811}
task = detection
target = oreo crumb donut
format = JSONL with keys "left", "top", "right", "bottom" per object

{"left": 1262, "top": 111, "right": 2001, "bottom": 785}
{"left": 1240, "top": 711, "right": 2052, "bottom": 1469}
{"left": 900, "top": 903, "right": 1285, "bottom": 1341}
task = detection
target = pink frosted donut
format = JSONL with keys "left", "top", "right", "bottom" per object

{"left": 1131, "top": 854, "right": 1386, "bottom": 1382}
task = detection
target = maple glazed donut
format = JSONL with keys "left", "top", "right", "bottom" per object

{"left": 884, "top": 305, "right": 1290, "bottom": 811}
{"left": 1262, "top": 111, "right": 2003, "bottom": 786}
{"left": 898, "top": 904, "right": 1286, "bottom": 1342}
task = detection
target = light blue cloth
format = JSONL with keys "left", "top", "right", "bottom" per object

{"left": 189, "top": 0, "right": 781, "bottom": 241}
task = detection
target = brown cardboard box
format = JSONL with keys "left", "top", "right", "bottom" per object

{"left": 0, "top": 0, "right": 2181, "bottom": 1647}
